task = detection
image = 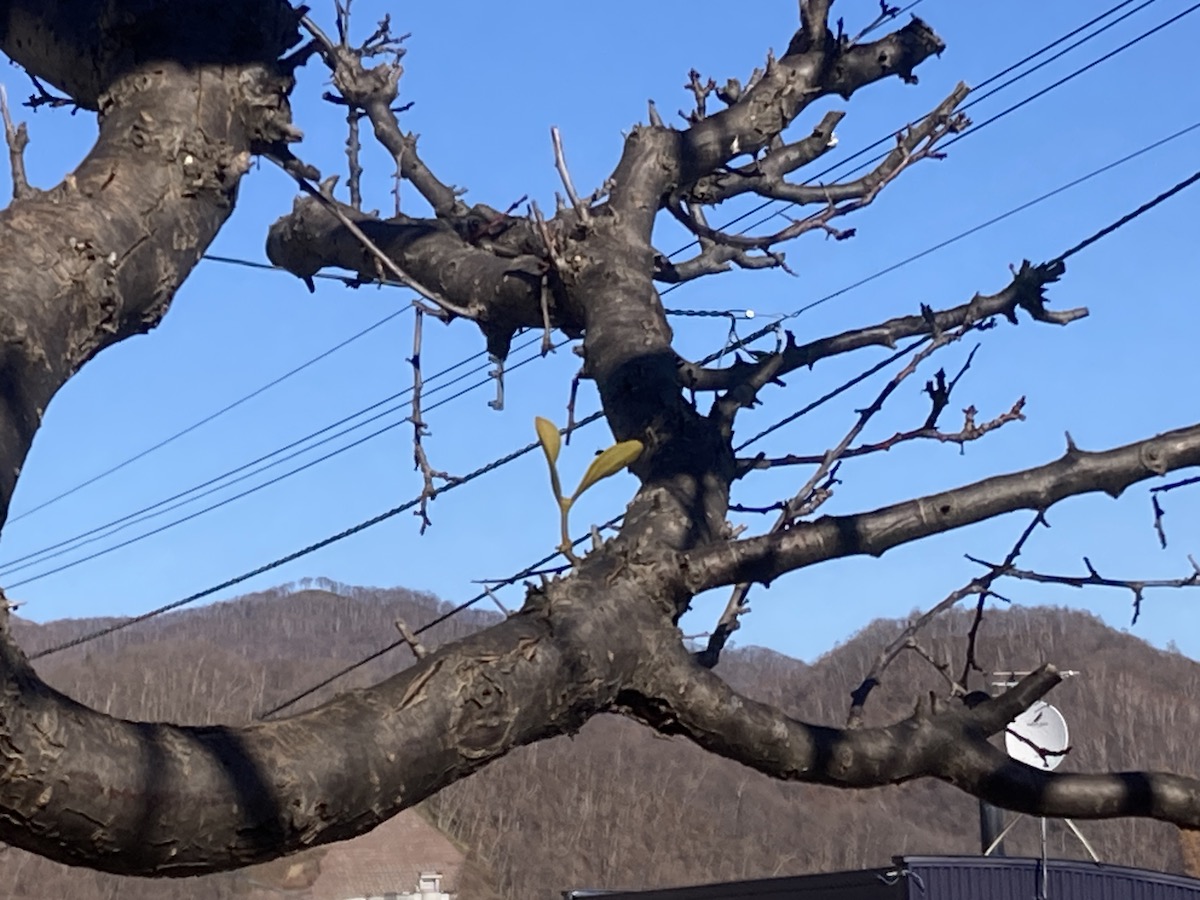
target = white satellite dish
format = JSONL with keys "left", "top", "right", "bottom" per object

{"left": 1005, "top": 700, "right": 1069, "bottom": 771}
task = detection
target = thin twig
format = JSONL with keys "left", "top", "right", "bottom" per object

{"left": 846, "top": 512, "right": 1046, "bottom": 728}
{"left": 565, "top": 365, "right": 584, "bottom": 445}
{"left": 1150, "top": 474, "right": 1200, "bottom": 548}
{"left": 487, "top": 354, "right": 505, "bottom": 411}
{"left": 551, "top": 126, "right": 590, "bottom": 226}
{"left": 345, "top": 106, "right": 364, "bottom": 209}
{"left": 299, "top": 14, "right": 339, "bottom": 62}
{"left": 24, "top": 74, "right": 74, "bottom": 110}
{"left": 967, "top": 553, "right": 1200, "bottom": 626}
{"left": 530, "top": 201, "right": 566, "bottom": 354}
{"left": 742, "top": 396, "right": 1025, "bottom": 471}
{"left": 482, "top": 586, "right": 512, "bottom": 617}
{"left": 848, "top": 0, "right": 902, "bottom": 45}
{"left": 958, "top": 514, "right": 1047, "bottom": 689}
{"left": 0, "top": 86, "right": 32, "bottom": 200}
{"left": 394, "top": 618, "right": 428, "bottom": 658}
{"left": 539, "top": 277, "right": 555, "bottom": 355}
{"left": 409, "top": 305, "right": 456, "bottom": 532}
{"left": 683, "top": 68, "right": 717, "bottom": 122}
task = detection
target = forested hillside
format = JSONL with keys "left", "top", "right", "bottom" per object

{"left": 3, "top": 581, "right": 1197, "bottom": 899}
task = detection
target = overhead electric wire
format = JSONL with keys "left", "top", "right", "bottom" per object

{"left": 0, "top": 332, "right": 541, "bottom": 576}
{"left": 202, "top": 253, "right": 387, "bottom": 287}
{"left": 255, "top": 513, "right": 627, "bottom": 719}
{"left": 6, "top": 336, "right": 555, "bottom": 590}
{"left": 768, "top": 118, "right": 1200, "bottom": 320}
{"left": 8, "top": 307, "right": 409, "bottom": 524}
{"left": 31, "top": 316, "right": 793, "bottom": 659}
{"left": 937, "top": 1, "right": 1200, "bottom": 155}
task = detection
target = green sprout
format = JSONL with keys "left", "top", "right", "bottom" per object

{"left": 534, "top": 416, "right": 643, "bottom": 563}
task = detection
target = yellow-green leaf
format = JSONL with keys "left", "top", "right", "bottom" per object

{"left": 572, "top": 440, "right": 643, "bottom": 500}
{"left": 534, "top": 416, "right": 561, "bottom": 466}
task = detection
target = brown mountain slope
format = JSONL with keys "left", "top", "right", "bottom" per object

{"left": 2, "top": 582, "right": 1197, "bottom": 899}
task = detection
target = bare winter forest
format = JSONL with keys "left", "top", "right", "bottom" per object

{"left": 3, "top": 584, "right": 1198, "bottom": 899}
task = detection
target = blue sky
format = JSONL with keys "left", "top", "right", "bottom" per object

{"left": 1, "top": 0, "right": 1198, "bottom": 671}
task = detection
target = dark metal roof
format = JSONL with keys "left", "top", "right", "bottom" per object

{"left": 903, "top": 855, "right": 1200, "bottom": 900}
{"left": 565, "top": 864, "right": 904, "bottom": 899}
{"left": 571, "top": 856, "right": 1200, "bottom": 900}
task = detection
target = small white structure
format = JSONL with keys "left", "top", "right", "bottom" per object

{"left": 346, "top": 871, "right": 452, "bottom": 900}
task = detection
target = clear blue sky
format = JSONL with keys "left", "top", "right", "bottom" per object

{"left": 1, "top": 0, "right": 1198, "bottom": 670}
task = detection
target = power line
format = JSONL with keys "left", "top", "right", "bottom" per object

{"left": 735, "top": 160, "right": 1200, "bottom": 447}
{"left": 256, "top": 514, "right": 626, "bottom": 719}
{"left": 939, "top": 1, "right": 1200, "bottom": 156}
{"left": 7, "top": 307, "right": 408, "bottom": 524}
{"left": 773, "top": 118, "right": 1200, "bottom": 320}
{"left": 0, "top": 332, "right": 540, "bottom": 576}
{"left": 27, "top": 318, "right": 796, "bottom": 660}
{"left": 1056, "top": 166, "right": 1200, "bottom": 261}
{"left": 6, "top": 337, "right": 555, "bottom": 589}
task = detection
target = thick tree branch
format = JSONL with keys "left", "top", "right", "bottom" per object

{"left": 0, "top": 1, "right": 302, "bottom": 523}
{"left": 266, "top": 195, "right": 561, "bottom": 359}
{"left": 0, "top": 548, "right": 687, "bottom": 874}
{"left": 624, "top": 652, "right": 1200, "bottom": 827}
{"left": 655, "top": 209, "right": 790, "bottom": 284}
{"left": 635, "top": 642, "right": 1063, "bottom": 772}
{"left": 322, "top": 30, "right": 468, "bottom": 218}
{"left": 677, "top": 17, "right": 944, "bottom": 183}
{"left": 685, "top": 423, "right": 1200, "bottom": 593}
{"left": 682, "top": 110, "right": 843, "bottom": 207}
{"left": 605, "top": 16, "right": 944, "bottom": 226}
{"left": 0, "top": 87, "right": 32, "bottom": 200}
{"left": 0, "top": 1, "right": 301, "bottom": 111}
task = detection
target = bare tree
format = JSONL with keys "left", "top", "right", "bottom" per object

{"left": 1, "top": 0, "right": 1198, "bottom": 879}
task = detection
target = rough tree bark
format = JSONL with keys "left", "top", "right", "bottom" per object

{"left": 0, "top": 0, "right": 1198, "bottom": 878}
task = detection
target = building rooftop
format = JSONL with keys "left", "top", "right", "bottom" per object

{"left": 571, "top": 854, "right": 1200, "bottom": 900}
